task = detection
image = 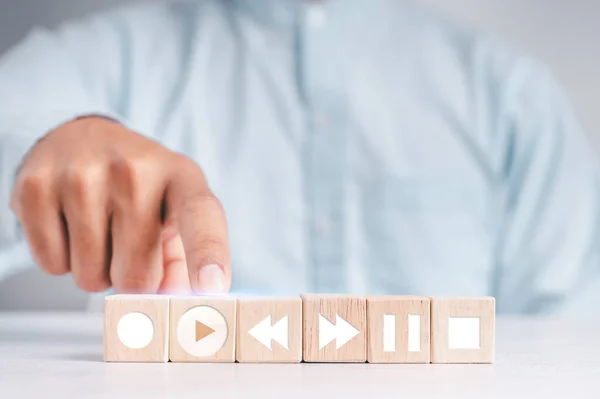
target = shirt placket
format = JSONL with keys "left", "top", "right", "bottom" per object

{"left": 298, "top": 1, "right": 348, "bottom": 293}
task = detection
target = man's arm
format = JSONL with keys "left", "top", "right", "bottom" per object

{"left": 0, "top": 3, "right": 231, "bottom": 295}
{"left": 494, "top": 60, "right": 600, "bottom": 316}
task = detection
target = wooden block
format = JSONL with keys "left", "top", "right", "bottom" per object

{"left": 431, "top": 297, "right": 495, "bottom": 363}
{"left": 302, "top": 294, "right": 366, "bottom": 362}
{"left": 366, "top": 296, "right": 430, "bottom": 363}
{"left": 169, "top": 296, "right": 236, "bottom": 362}
{"left": 103, "top": 294, "right": 169, "bottom": 362}
{"left": 236, "top": 297, "right": 302, "bottom": 363}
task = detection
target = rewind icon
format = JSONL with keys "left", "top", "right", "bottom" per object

{"left": 248, "top": 315, "right": 289, "bottom": 350}
{"left": 236, "top": 297, "right": 303, "bottom": 363}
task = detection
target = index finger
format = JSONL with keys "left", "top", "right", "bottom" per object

{"left": 165, "top": 160, "right": 231, "bottom": 294}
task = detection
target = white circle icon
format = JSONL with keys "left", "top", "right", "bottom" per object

{"left": 177, "top": 306, "right": 229, "bottom": 357}
{"left": 117, "top": 312, "right": 154, "bottom": 349}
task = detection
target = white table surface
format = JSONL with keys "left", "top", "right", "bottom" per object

{"left": 0, "top": 313, "right": 598, "bottom": 399}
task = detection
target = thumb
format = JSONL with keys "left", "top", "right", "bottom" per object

{"left": 158, "top": 225, "right": 191, "bottom": 295}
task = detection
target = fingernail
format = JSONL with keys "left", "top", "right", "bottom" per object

{"left": 196, "top": 264, "right": 226, "bottom": 294}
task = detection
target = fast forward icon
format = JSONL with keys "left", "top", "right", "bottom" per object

{"left": 318, "top": 314, "right": 360, "bottom": 350}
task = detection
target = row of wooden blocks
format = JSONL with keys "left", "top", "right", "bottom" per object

{"left": 104, "top": 294, "right": 495, "bottom": 363}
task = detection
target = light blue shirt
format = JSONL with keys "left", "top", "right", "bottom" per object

{"left": 1, "top": 0, "right": 599, "bottom": 315}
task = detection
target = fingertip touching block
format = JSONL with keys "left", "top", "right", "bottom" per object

{"left": 103, "top": 294, "right": 170, "bottom": 362}
{"left": 431, "top": 297, "right": 495, "bottom": 363}
{"left": 169, "top": 296, "right": 237, "bottom": 362}
{"left": 367, "top": 296, "right": 430, "bottom": 363}
{"left": 302, "top": 294, "right": 366, "bottom": 362}
{"left": 236, "top": 296, "right": 302, "bottom": 363}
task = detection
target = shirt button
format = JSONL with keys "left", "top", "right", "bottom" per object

{"left": 306, "top": 5, "right": 327, "bottom": 28}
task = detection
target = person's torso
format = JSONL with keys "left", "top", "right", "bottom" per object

{"left": 119, "top": 0, "right": 507, "bottom": 296}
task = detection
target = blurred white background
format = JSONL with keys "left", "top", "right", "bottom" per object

{"left": 0, "top": 0, "right": 598, "bottom": 310}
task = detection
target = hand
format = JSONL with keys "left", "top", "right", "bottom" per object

{"left": 10, "top": 116, "right": 230, "bottom": 295}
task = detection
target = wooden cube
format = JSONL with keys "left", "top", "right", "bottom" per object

{"left": 302, "top": 294, "right": 366, "bottom": 362}
{"left": 103, "top": 294, "right": 169, "bottom": 362}
{"left": 236, "top": 297, "right": 302, "bottom": 363}
{"left": 431, "top": 297, "right": 495, "bottom": 363}
{"left": 169, "top": 296, "right": 236, "bottom": 362}
{"left": 366, "top": 296, "right": 430, "bottom": 363}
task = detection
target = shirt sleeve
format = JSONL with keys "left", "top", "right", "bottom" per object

{"left": 0, "top": 11, "right": 129, "bottom": 281}
{"left": 494, "top": 61, "right": 600, "bottom": 317}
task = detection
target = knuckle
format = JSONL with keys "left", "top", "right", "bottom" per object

{"left": 173, "top": 153, "right": 197, "bottom": 170}
{"left": 13, "top": 171, "right": 50, "bottom": 207}
{"left": 109, "top": 157, "right": 151, "bottom": 203}
{"left": 109, "top": 157, "right": 138, "bottom": 181}
{"left": 197, "top": 236, "right": 228, "bottom": 250}
{"left": 64, "top": 167, "right": 98, "bottom": 201}
{"left": 190, "top": 236, "right": 229, "bottom": 265}
{"left": 186, "top": 193, "right": 225, "bottom": 218}
{"left": 200, "top": 194, "right": 225, "bottom": 214}
{"left": 173, "top": 154, "right": 207, "bottom": 180}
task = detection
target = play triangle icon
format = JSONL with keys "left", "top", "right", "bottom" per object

{"left": 195, "top": 320, "right": 216, "bottom": 342}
